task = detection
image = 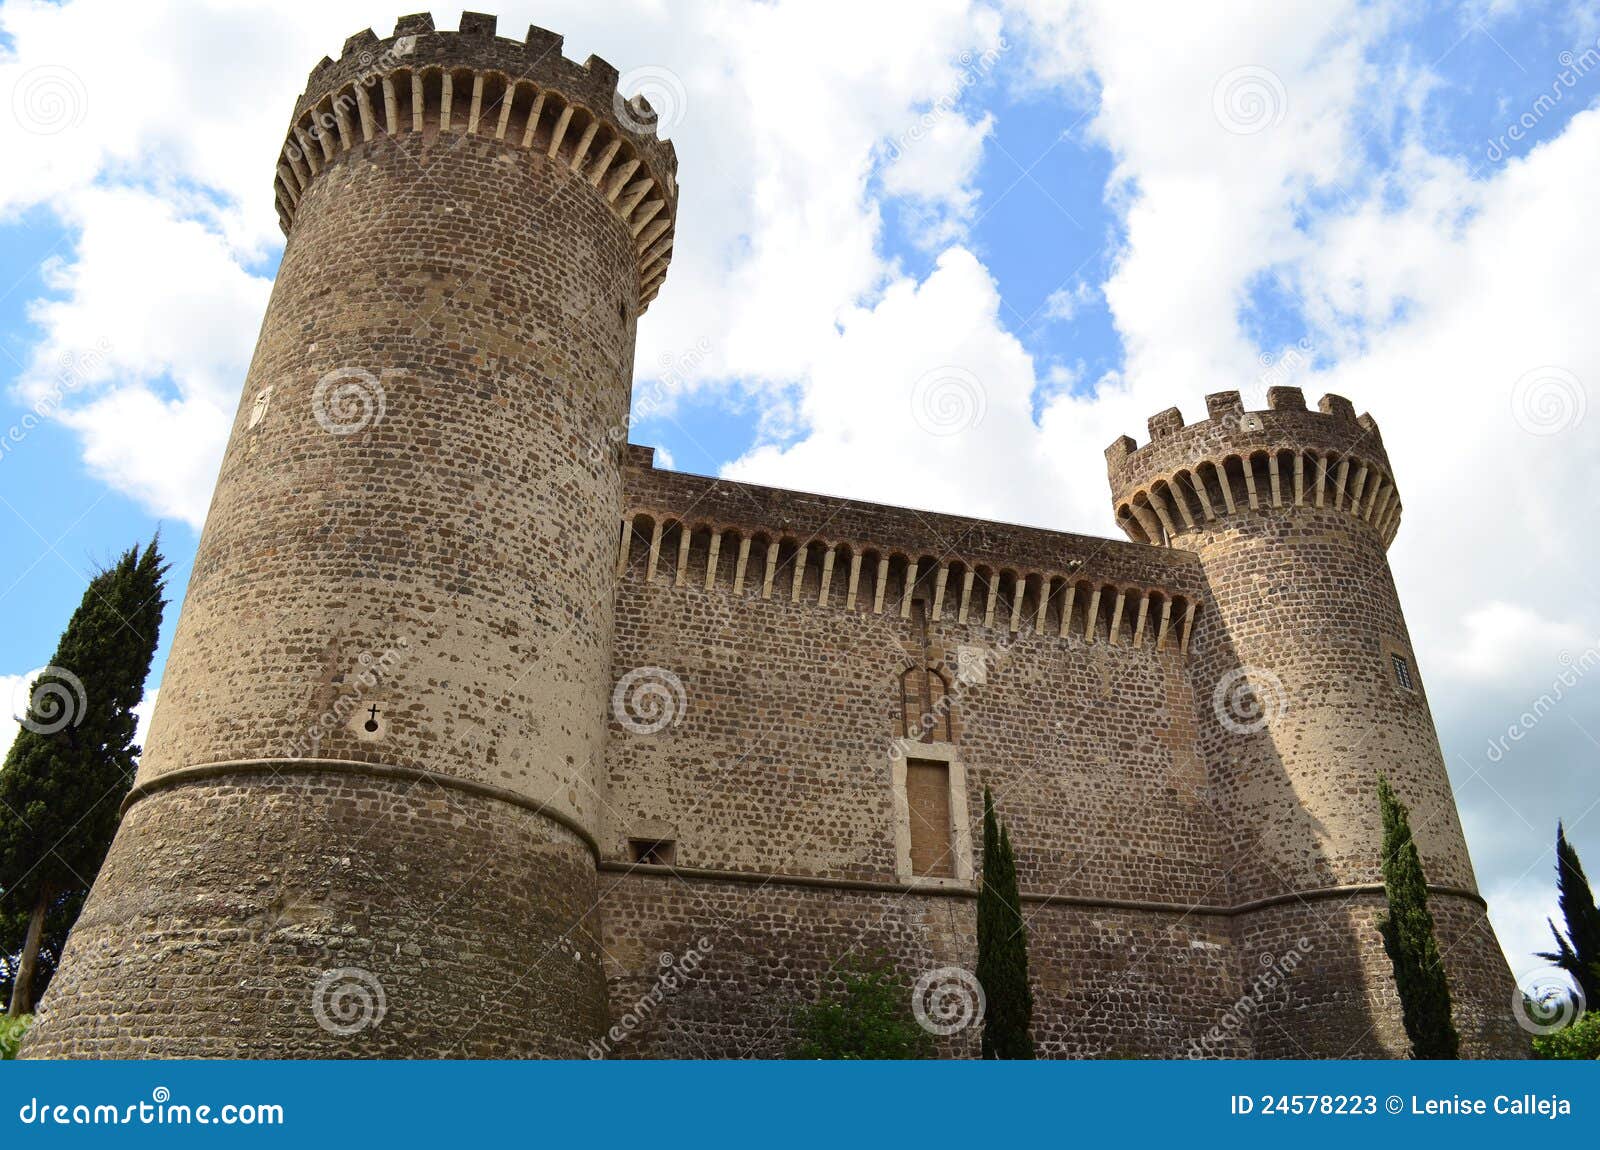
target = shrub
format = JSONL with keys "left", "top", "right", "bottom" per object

{"left": 0, "top": 1014, "right": 32, "bottom": 1059}
{"left": 790, "top": 958, "right": 935, "bottom": 1059}
{"left": 1532, "top": 1010, "right": 1600, "bottom": 1060}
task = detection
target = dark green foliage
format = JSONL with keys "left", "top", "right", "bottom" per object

{"left": 977, "top": 787, "right": 1034, "bottom": 1059}
{"left": 1376, "top": 774, "right": 1459, "bottom": 1059}
{"left": 0, "top": 539, "right": 166, "bottom": 1014}
{"left": 0, "top": 1014, "right": 30, "bottom": 1059}
{"left": 1530, "top": 1007, "right": 1600, "bottom": 1060}
{"left": 1535, "top": 823, "right": 1600, "bottom": 1008}
{"left": 0, "top": 889, "right": 84, "bottom": 1006}
{"left": 790, "top": 955, "right": 935, "bottom": 1059}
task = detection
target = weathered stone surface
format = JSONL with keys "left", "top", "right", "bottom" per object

{"left": 25, "top": 13, "right": 1522, "bottom": 1060}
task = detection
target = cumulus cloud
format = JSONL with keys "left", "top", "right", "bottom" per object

{"left": 0, "top": 675, "right": 158, "bottom": 765}
{"left": 3, "top": 0, "right": 1597, "bottom": 980}
{"left": 723, "top": 246, "right": 1041, "bottom": 523}
{"left": 729, "top": 0, "right": 1600, "bottom": 974}
{"left": 1, "top": 0, "right": 1006, "bottom": 523}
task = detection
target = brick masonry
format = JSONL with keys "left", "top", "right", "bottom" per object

{"left": 24, "top": 13, "right": 1524, "bottom": 1059}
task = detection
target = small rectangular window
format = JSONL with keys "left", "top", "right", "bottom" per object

{"left": 1391, "top": 654, "right": 1414, "bottom": 691}
{"left": 629, "top": 839, "right": 676, "bottom": 866}
{"left": 905, "top": 760, "right": 954, "bottom": 878}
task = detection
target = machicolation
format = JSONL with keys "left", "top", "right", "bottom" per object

{"left": 23, "top": 12, "right": 1522, "bottom": 1061}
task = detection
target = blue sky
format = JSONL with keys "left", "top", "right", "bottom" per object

{"left": 1, "top": 0, "right": 1599, "bottom": 988}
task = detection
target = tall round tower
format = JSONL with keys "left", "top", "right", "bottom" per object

{"left": 1106, "top": 387, "right": 1523, "bottom": 1057}
{"left": 27, "top": 12, "right": 676, "bottom": 1057}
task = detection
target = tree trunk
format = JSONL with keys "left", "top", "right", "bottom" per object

{"left": 8, "top": 890, "right": 47, "bottom": 1016}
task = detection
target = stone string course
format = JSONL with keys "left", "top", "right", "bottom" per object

{"left": 25, "top": 12, "right": 1524, "bottom": 1060}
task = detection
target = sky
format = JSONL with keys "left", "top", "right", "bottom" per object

{"left": 0, "top": 0, "right": 1597, "bottom": 998}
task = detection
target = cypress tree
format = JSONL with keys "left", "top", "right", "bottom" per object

{"left": 977, "top": 786, "right": 1034, "bottom": 1059}
{"left": 1535, "top": 822, "right": 1600, "bottom": 1008}
{"left": 1376, "top": 773, "right": 1458, "bottom": 1059}
{"left": 0, "top": 539, "right": 166, "bottom": 1015}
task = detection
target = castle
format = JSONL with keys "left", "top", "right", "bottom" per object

{"left": 25, "top": 13, "right": 1524, "bottom": 1059}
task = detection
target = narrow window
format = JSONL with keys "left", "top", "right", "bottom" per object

{"left": 1391, "top": 654, "right": 1414, "bottom": 691}
{"left": 905, "top": 760, "right": 953, "bottom": 878}
{"left": 629, "top": 839, "right": 676, "bottom": 866}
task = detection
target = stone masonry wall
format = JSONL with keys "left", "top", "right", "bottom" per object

{"left": 29, "top": 21, "right": 655, "bottom": 1057}
{"left": 596, "top": 456, "right": 1247, "bottom": 1056}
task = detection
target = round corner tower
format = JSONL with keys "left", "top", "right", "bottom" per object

{"left": 26, "top": 11, "right": 676, "bottom": 1057}
{"left": 1106, "top": 386, "right": 1524, "bottom": 1058}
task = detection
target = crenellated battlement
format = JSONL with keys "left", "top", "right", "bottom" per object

{"left": 275, "top": 11, "right": 678, "bottom": 308}
{"left": 1105, "top": 387, "right": 1402, "bottom": 549}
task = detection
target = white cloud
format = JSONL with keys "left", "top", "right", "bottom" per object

{"left": 14, "top": 185, "right": 269, "bottom": 526}
{"left": 1482, "top": 873, "right": 1568, "bottom": 992}
{"left": 2, "top": 0, "right": 1007, "bottom": 522}
{"left": 723, "top": 246, "right": 1044, "bottom": 524}
{"left": 4, "top": 0, "right": 1598, "bottom": 983}
{"left": 880, "top": 110, "right": 997, "bottom": 245}
{"left": 1040, "top": 280, "right": 1094, "bottom": 323}
{"left": 1445, "top": 602, "right": 1594, "bottom": 682}
{"left": 0, "top": 674, "right": 156, "bottom": 765}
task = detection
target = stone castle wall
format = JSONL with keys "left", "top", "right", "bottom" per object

{"left": 25, "top": 13, "right": 1525, "bottom": 1060}
{"left": 26, "top": 15, "right": 671, "bottom": 1058}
